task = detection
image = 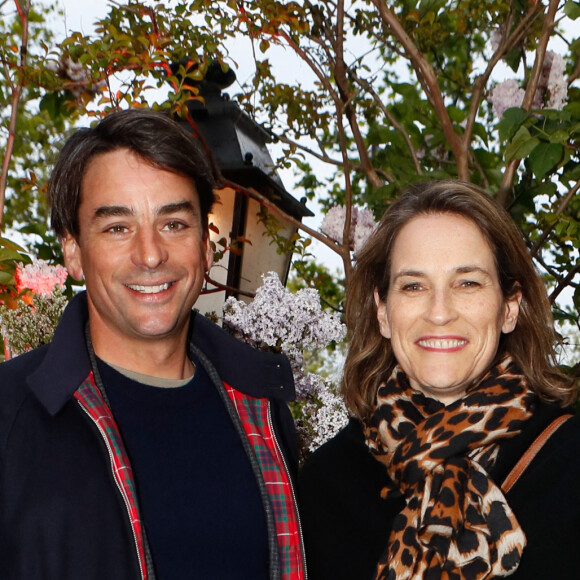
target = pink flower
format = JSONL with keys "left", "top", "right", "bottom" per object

{"left": 15, "top": 260, "right": 68, "bottom": 297}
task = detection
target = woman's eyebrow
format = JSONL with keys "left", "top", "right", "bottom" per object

{"left": 391, "top": 269, "right": 424, "bottom": 281}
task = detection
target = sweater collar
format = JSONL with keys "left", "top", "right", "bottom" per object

{"left": 28, "top": 291, "right": 295, "bottom": 415}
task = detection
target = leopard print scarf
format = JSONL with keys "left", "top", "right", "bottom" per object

{"left": 365, "top": 356, "right": 536, "bottom": 580}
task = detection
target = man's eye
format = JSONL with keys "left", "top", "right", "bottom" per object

{"left": 106, "top": 225, "right": 128, "bottom": 233}
{"left": 164, "top": 221, "right": 186, "bottom": 231}
{"left": 460, "top": 280, "right": 481, "bottom": 288}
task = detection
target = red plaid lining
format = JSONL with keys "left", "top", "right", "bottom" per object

{"left": 74, "top": 372, "right": 147, "bottom": 580}
{"left": 225, "top": 383, "right": 304, "bottom": 580}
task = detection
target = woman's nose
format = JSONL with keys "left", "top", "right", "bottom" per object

{"left": 423, "top": 289, "right": 457, "bottom": 325}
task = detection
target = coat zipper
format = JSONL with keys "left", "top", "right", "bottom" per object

{"left": 76, "top": 400, "right": 146, "bottom": 580}
{"left": 267, "top": 402, "right": 308, "bottom": 580}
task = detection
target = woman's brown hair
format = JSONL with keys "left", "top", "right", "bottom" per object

{"left": 342, "top": 180, "right": 577, "bottom": 420}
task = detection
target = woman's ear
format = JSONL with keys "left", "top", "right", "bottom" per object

{"left": 374, "top": 288, "right": 392, "bottom": 339}
{"left": 502, "top": 288, "right": 522, "bottom": 334}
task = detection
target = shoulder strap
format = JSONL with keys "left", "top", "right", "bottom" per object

{"left": 501, "top": 413, "right": 574, "bottom": 494}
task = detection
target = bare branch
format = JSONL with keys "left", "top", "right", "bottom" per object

{"left": 531, "top": 181, "right": 580, "bottom": 256}
{"left": 203, "top": 274, "right": 255, "bottom": 299}
{"left": 0, "top": 0, "right": 31, "bottom": 231}
{"left": 550, "top": 263, "right": 580, "bottom": 304}
{"left": 220, "top": 178, "right": 343, "bottom": 254}
{"left": 271, "top": 130, "right": 393, "bottom": 182}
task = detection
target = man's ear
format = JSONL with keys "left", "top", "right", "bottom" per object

{"left": 203, "top": 233, "right": 213, "bottom": 273}
{"left": 62, "top": 232, "right": 84, "bottom": 281}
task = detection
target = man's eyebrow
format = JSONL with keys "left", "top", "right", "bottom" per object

{"left": 92, "top": 201, "right": 197, "bottom": 220}
{"left": 156, "top": 201, "right": 196, "bottom": 216}
{"left": 93, "top": 205, "right": 133, "bottom": 219}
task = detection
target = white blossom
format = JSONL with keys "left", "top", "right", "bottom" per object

{"left": 320, "top": 205, "right": 356, "bottom": 245}
{"left": 223, "top": 272, "right": 349, "bottom": 455}
{"left": 489, "top": 52, "right": 568, "bottom": 118}
{"left": 223, "top": 272, "right": 346, "bottom": 381}
{"left": 321, "top": 205, "right": 377, "bottom": 254}
{"left": 302, "top": 377, "right": 349, "bottom": 452}
{"left": 489, "top": 79, "right": 525, "bottom": 118}
{"left": 544, "top": 52, "right": 567, "bottom": 110}
{"left": 490, "top": 28, "right": 503, "bottom": 54}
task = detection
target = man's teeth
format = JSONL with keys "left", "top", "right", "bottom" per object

{"left": 127, "top": 283, "right": 170, "bottom": 294}
{"left": 418, "top": 338, "right": 467, "bottom": 349}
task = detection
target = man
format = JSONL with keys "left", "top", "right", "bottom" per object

{"left": 0, "top": 109, "right": 304, "bottom": 580}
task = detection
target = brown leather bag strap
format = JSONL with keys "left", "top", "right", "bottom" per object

{"left": 501, "top": 413, "right": 574, "bottom": 494}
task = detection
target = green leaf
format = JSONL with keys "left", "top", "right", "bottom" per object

{"left": 529, "top": 142, "right": 564, "bottom": 179}
{"left": 504, "top": 126, "right": 540, "bottom": 162}
{"left": 504, "top": 48, "right": 522, "bottom": 73}
{"left": 0, "top": 237, "right": 27, "bottom": 252}
{"left": 498, "top": 108, "right": 529, "bottom": 142}
{"left": 548, "top": 129, "right": 571, "bottom": 144}
{"left": 0, "top": 248, "right": 25, "bottom": 262}
{"left": 564, "top": 1, "right": 580, "bottom": 19}
{"left": 0, "top": 271, "right": 15, "bottom": 285}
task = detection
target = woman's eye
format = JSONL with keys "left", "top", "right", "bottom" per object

{"left": 402, "top": 282, "right": 422, "bottom": 292}
{"left": 460, "top": 280, "right": 481, "bottom": 288}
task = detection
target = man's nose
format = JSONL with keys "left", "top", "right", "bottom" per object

{"left": 132, "top": 228, "right": 168, "bottom": 269}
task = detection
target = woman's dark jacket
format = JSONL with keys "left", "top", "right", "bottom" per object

{"left": 0, "top": 292, "right": 304, "bottom": 580}
{"left": 299, "top": 404, "right": 580, "bottom": 580}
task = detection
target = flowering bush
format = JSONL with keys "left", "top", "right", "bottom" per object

{"left": 320, "top": 205, "right": 377, "bottom": 255}
{"left": 0, "top": 260, "right": 68, "bottom": 358}
{"left": 223, "top": 272, "right": 348, "bottom": 458}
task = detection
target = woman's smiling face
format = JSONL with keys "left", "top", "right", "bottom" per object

{"left": 375, "top": 212, "right": 521, "bottom": 404}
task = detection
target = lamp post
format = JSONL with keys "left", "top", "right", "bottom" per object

{"left": 179, "top": 61, "right": 312, "bottom": 315}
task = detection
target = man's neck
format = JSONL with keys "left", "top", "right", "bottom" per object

{"left": 89, "top": 324, "right": 194, "bottom": 380}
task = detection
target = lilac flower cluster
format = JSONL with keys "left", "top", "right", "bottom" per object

{"left": 301, "top": 376, "right": 348, "bottom": 452}
{"left": 537, "top": 51, "right": 567, "bottom": 110}
{"left": 223, "top": 272, "right": 348, "bottom": 454}
{"left": 489, "top": 79, "right": 525, "bottom": 118}
{"left": 489, "top": 51, "right": 567, "bottom": 118}
{"left": 320, "top": 205, "right": 377, "bottom": 255}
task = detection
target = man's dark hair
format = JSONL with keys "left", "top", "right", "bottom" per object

{"left": 48, "top": 108, "right": 216, "bottom": 238}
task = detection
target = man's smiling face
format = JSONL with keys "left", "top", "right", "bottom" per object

{"left": 63, "top": 148, "right": 212, "bottom": 352}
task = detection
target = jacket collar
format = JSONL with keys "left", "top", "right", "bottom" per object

{"left": 28, "top": 291, "right": 295, "bottom": 415}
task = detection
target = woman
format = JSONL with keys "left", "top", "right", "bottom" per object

{"left": 299, "top": 181, "right": 580, "bottom": 580}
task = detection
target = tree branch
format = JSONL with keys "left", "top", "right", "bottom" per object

{"left": 370, "top": 0, "right": 467, "bottom": 178}
{"left": 550, "top": 263, "right": 580, "bottom": 304}
{"left": 530, "top": 181, "right": 580, "bottom": 256}
{"left": 349, "top": 69, "right": 422, "bottom": 175}
{"left": 0, "top": 0, "right": 31, "bottom": 231}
